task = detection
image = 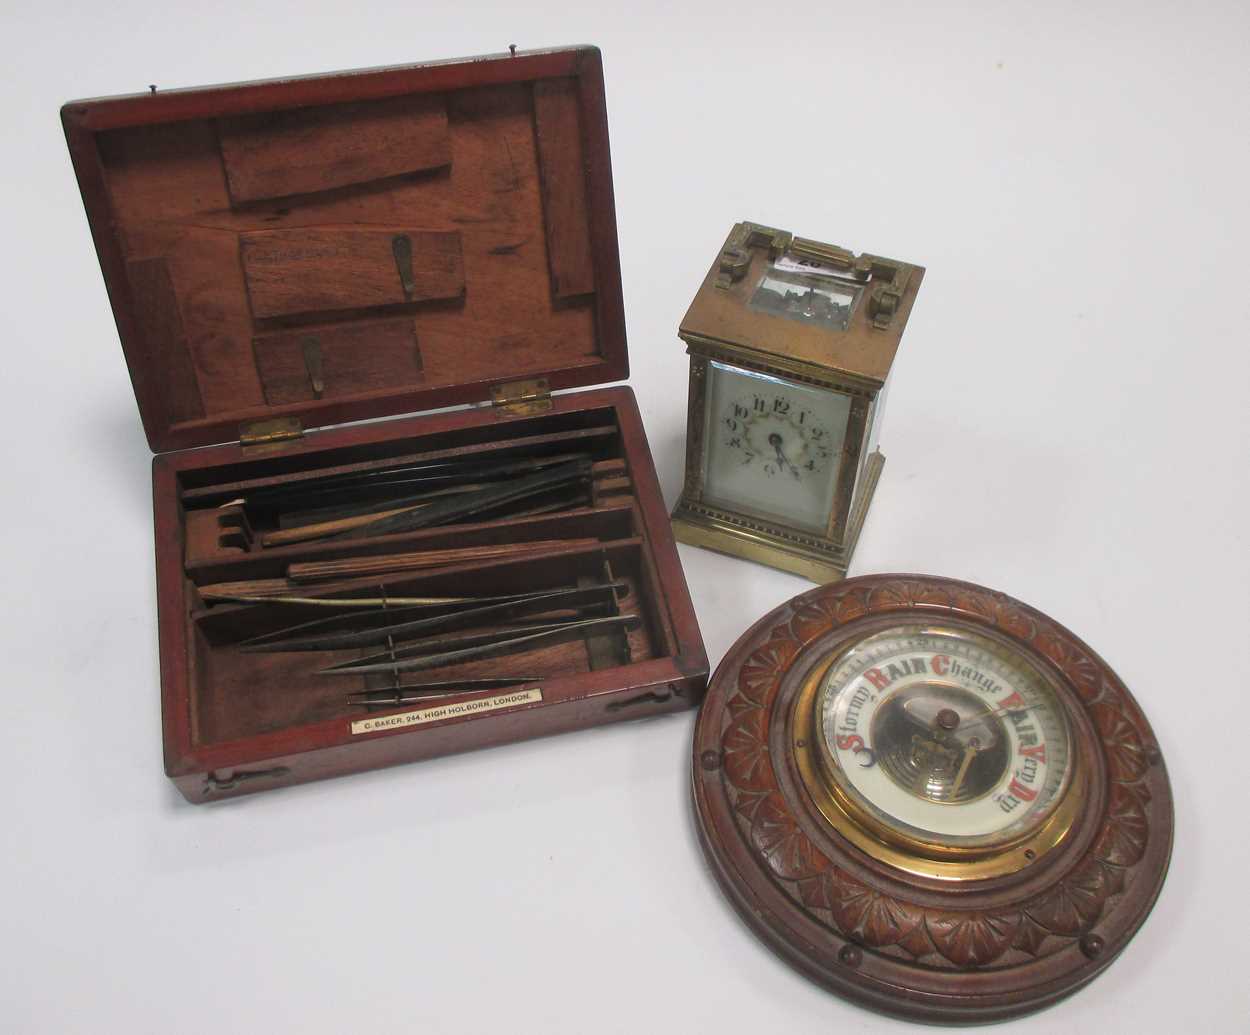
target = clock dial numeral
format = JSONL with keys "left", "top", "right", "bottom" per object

{"left": 719, "top": 392, "right": 832, "bottom": 481}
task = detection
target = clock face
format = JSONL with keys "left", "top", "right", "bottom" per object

{"left": 812, "top": 624, "right": 1074, "bottom": 854}
{"left": 701, "top": 361, "right": 852, "bottom": 535}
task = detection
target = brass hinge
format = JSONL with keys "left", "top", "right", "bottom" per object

{"left": 490, "top": 377, "right": 551, "bottom": 416}
{"left": 239, "top": 416, "right": 304, "bottom": 452}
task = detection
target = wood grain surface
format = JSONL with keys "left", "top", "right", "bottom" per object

{"left": 218, "top": 94, "right": 451, "bottom": 205}
{"left": 240, "top": 228, "right": 464, "bottom": 320}
{"left": 252, "top": 318, "right": 424, "bottom": 405}
{"left": 62, "top": 47, "right": 627, "bottom": 452}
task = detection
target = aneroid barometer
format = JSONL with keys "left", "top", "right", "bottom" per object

{"left": 671, "top": 222, "right": 923, "bottom": 582}
{"left": 693, "top": 575, "right": 1172, "bottom": 1022}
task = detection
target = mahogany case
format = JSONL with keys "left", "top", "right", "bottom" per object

{"left": 63, "top": 46, "right": 708, "bottom": 801}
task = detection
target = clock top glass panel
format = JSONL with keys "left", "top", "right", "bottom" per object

{"left": 700, "top": 362, "right": 852, "bottom": 535}
{"left": 748, "top": 263, "right": 863, "bottom": 332}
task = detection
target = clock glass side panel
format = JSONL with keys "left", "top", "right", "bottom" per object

{"left": 700, "top": 362, "right": 851, "bottom": 535}
{"left": 847, "top": 373, "right": 886, "bottom": 520}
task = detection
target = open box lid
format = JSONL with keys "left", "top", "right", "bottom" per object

{"left": 62, "top": 46, "right": 627, "bottom": 453}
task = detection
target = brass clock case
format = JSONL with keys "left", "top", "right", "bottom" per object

{"left": 671, "top": 222, "right": 924, "bottom": 582}
{"left": 692, "top": 574, "right": 1173, "bottom": 1023}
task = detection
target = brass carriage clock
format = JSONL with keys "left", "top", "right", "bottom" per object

{"left": 671, "top": 222, "right": 923, "bottom": 581}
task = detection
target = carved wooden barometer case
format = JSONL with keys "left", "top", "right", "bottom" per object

{"left": 671, "top": 223, "right": 923, "bottom": 582}
{"left": 693, "top": 574, "right": 1172, "bottom": 1022}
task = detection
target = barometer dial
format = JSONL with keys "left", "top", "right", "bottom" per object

{"left": 812, "top": 626, "right": 1072, "bottom": 852}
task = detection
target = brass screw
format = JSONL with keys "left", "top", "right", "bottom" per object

{"left": 838, "top": 944, "right": 863, "bottom": 968}
{"left": 700, "top": 749, "right": 722, "bottom": 772}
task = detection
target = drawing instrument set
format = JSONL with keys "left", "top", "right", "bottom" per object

{"left": 65, "top": 47, "right": 707, "bottom": 800}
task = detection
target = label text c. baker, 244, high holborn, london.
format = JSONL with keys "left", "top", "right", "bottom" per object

{"left": 349, "top": 688, "right": 543, "bottom": 736}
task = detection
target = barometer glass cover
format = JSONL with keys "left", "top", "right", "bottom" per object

{"left": 814, "top": 625, "right": 1071, "bottom": 850}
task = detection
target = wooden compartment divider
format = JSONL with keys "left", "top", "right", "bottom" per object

{"left": 252, "top": 318, "right": 424, "bottom": 405}
{"left": 533, "top": 78, "right": 595, "bottom": 300}
{"left": 217, "top": 93, "right": 452, "bottom": 205}
{"left": 240, "top": 227, "right": 465, "bottom": 321}
{"left": 125, "top": 257, "right": 205, "bottom": 423}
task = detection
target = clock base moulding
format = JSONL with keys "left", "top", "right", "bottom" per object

{"left": 672, "top": 449, "right": 884, "bottom": 583}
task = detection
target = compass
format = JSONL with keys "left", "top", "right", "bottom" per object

{"left": 692, "top": 574, "right": 1172, "bottom": 1022}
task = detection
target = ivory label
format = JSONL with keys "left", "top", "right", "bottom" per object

{"left": 350, "top": 687, "right": 543, "bottom": 735}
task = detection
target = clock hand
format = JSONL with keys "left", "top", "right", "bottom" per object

{"left": 777, "top": 444, "right": 799, "bottom": 478}
{"left": 767, "top": 432, "right": 801, "bottom": 477}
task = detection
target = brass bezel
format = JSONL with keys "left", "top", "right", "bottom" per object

{"left": 791, "top": 623, "right": 1085, "bottom": 881}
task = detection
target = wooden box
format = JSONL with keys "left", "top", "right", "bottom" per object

{"left": 62, "top": 46, "right": 708, "bottom": 802}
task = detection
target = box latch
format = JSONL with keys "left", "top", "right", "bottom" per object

{"left": 239, "top": 416, "right": 304, "bottom": 452}
{"left": 490, "top": 377, "right": 552, "bottom": 417}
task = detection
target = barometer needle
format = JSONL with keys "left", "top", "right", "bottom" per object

{"left": 951, "top": 737, "right": 980, "bottom": 797}
{"left": 961, "top": 702, "right": 1036, "bottom": 732}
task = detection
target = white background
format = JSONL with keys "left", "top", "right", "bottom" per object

{"left": 3, "top": 2, "right": 1247, "bottom": 1032}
